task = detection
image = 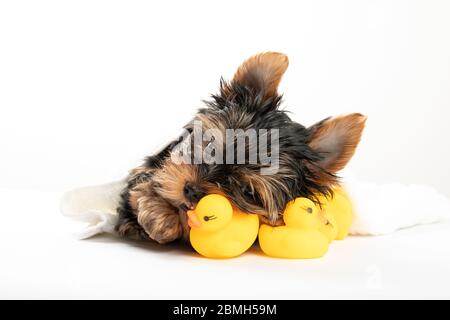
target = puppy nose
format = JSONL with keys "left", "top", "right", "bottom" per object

{"left": 183, "top": 183, "right": 204, "bottom": 203}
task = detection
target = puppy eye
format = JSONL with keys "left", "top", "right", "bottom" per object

{"left": 241, "top": 186, "right": 255, "bottom": 198}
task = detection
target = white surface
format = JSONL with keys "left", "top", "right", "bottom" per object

{"left": 0, "top": 0, "right": 450, "bottom": 196}
{"left": 2, "top": 187, "right": 450, "bottom": 299}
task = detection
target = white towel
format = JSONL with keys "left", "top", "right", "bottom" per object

{"left": 345, "top": 178, "right": 450, "bottom": 235}
{"left": 60, "top": 177, "right": 450, "bottom": 239}
{"left": 60, "top": 180, "right": 125, "bottom": 239}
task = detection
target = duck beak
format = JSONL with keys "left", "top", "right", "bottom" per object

{"left": 187, "top": 210, "right": 201, "bottom": 228}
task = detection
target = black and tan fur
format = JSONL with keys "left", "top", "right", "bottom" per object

{"left": 115, "top": 52, "right": 366, "bottom": 244}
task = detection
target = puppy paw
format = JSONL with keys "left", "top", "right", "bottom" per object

{"left": 116, "top": 220, "right": 150, "bottom": 241}
{"left": 138, "top": 211, "right": 183, "bottom": 244}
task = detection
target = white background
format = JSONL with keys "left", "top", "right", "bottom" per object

{"left": 1, "top": 0, "right": 450, "bottom": 300}
{"left": 1, "top": 0, "right": 449, "bottom": 195}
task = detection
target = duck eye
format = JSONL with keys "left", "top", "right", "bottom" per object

{"left": 203, "top": 215, "right": 216, "bottom": 221}
{"left": 306, "top": 207, "right": 313, "bottom": 214}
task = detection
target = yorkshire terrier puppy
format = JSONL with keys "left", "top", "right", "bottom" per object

{"left": 115, "top": 52, "right": 366, "bottom": 244}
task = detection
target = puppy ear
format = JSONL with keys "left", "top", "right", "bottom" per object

{"left": 228, "top": 52, "right": 289, "bottom": 100}
{"left": 307, "top": 113, "right": 367, "bottom": 184}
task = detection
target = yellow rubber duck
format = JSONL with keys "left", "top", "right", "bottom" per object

{"left": 317, "top": 187, "right": 353, "bottom": 240}
{"left": 187, "top": 194, "right": 259, "bottom": 259}
{"left": 318, "top": 206, "right": 338, "bottom": 242}
{"left": 258, "top": 198, "right": 330, "bottom": 259}
{"left": 258, "top": 187, "right": 353, "bottom": 259}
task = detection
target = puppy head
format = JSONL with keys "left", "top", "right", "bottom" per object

{"left": 153, "top": 52, "right": 366, "bottom": 223}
